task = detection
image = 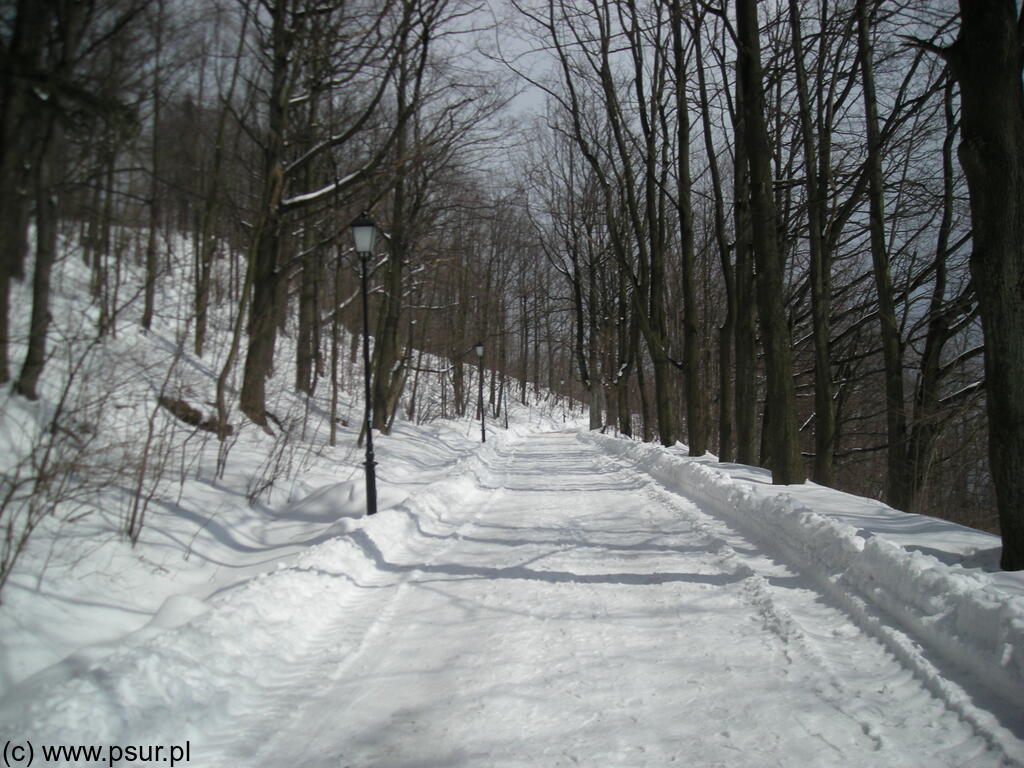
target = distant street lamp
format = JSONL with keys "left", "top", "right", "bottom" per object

{"left": 350, "top": 211, "right": 378, "bottom": 516}
{"left": 474, "top": 341, "right": 486, "bottom": 443}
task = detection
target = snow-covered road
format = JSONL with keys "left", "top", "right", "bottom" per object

{"left": 207, "top": 431, "right": 1013, "bottom": 767}
{"left": 4, "top": 429, "right": 1022, "bottom": 767}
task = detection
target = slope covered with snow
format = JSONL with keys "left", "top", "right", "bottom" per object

{"left": 2, "top": 242, "right": 1023, "bottom": 767}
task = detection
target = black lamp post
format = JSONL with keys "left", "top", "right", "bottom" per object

{"left": 474, "top": 341, "right": 485, "bottom": 443}
{"left": 350, "top": 211, "right": 378, "bottom": 516}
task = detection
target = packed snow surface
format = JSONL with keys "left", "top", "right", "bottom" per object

{"left": 2, "top": 424, "right": 1023, "bottom": 767}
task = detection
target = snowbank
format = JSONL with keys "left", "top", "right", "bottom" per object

{"left": 582, "top": 431, "right": 1024, "bottom": 714}
{"left": 0, "top": 423, "right": 513, "bottom": 754}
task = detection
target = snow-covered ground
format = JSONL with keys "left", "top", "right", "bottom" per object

{"left": 2, "top": 242, "right": 1023, "bottom": 766}
{"left": 3, "top": 423, "right": 1023, "bottom": 767}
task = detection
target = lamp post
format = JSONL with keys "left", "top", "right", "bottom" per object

{"left": 350, "top": 211, "right": 378, "bottom": 516}
{"left": 474, "top": 341, "right": 485, "bottom": 443}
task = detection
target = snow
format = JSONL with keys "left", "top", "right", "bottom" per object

{"left": 2, "top": 420, "right": 1023, "bottom": 766}
{"left": 583, "top": 432, "right": 1024, "bottom": 759}
{"left": 280, "top": 169, "right": 360, "bottom": 209}
{"left": 2, "top": 240, "right": 1024, "bottom": 767}
{"left": 583, "top": 432, "right": 1024, "bottom": 704}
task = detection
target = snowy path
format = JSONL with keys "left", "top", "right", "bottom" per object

{"left": 199, "top": 431, "right": 1011, "bottom": 767}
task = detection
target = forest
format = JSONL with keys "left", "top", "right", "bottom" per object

{"left": 2, "top": 0, "right": 1024, "bottom": 587}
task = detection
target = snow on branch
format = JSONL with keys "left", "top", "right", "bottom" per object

{"left": 280, "top": 170, "right": 360, "bottom": 211}
{"left": 939, "top": 380, "right": 984, "bottom": 407}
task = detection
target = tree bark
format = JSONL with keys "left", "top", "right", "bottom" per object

{"left": 790, "top": 0, "right": 836, "bottom": 486}
{"left": 736, "top": 0, "right": 804, "bottom": 484}
{"left": 941, "top": 0, "right": 1024, "bottom": 569}
{"left": 239, "top": 0, "right": 289, "bottom": 427}
{"left": 141, "top": 0, "right": 164, "bottom": 332}
{"left": 295, "top": 232, "right": 319, "bottom": 396}
{"left": 692, "top": 4, "right": 735, "bottom": 462}
{"left": 858, "top": 0, "right": 909, "bottom": 509}
{"left": 519, "top": 291, "right": 528, "bottom": 404}
{"left": 14, "top": 124, "right": 60, "bottom": 400}
{"left": 195, "top": 9, "right": 247, "bottom": 358}
{"left": 12, "top": 0, "right": 87, "bottom": 397}
{"left": 670, "top": 0, "right": 707, "bottom": 455}
{"left": 732, "top": 72, "right": 759, "bottom": 466}
{"left": 371, "top": 21, "right": 420, "bottom": 433}
{"left": 295, "top": 92, "right": 320, "bottom": 398}
{"left": 907, "top": 80, "right": 959, "bottom": 513}
{"left": 0, "top": 0, "right": 47, "bottom": 384}
{"left": 617, "top": 283, "right": 639, "bottom": 438}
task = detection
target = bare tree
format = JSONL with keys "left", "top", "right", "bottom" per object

{"left": 237, "top": 0, "right": 417, "bottom": 428}
{"left": 736, "top": 0, "right": 803, "bottom": 483}
{"left": 912, "top": 0, "right": 1024, "bottom": 569}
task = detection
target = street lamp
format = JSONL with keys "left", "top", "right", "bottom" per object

{"left": 474, "top": 341, "right": 485, "bottom": 443}
{"left": 350, "top": 211, "right": 378, "bottom": 516}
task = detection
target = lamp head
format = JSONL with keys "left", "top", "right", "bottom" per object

{"left": 350, "top": 211, "right": 377, "bottom": 254}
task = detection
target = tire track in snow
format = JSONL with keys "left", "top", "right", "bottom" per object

{"left": 324, "top": 434, "right": 731, "bottom": 766}
{"left": 210, "top": 431, "right": 1011, "bottom": 767}
{"left": 198, "top": 542, "right": 413, "bottom": 765}
{"left": 328, "top": 433, "right": 1005, "bottom": 767}
{"left": 647, "top": 477, "right": 892, "bottom": 751}
{"left": 206, "top": 437, "right": 522, "bottom": 767}
{"left": 629, "top": 454, "right": 1022, "bottom": 767}
{"left": 518, "top": 438, "right": 963, "bottom": 766}
{"left": 436, "top": 436, "right": 718, "bottom": 766}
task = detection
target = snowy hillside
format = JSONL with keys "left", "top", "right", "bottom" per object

{"left": 1, "top": 247, "right": 1023, "bottom": 767}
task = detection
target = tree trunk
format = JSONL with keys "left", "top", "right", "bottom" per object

{"left": 141, "top": 0, "right": 164, "bottom": 332}
{"left": 194, "top": 10, "right": 247, "bottom": 359}
{"left": 790, "top": 0, "right": 836, "bottom": 486}
{"left": 616, "top": 288, "right": 638, "bottom": 437}
{"left": 520, "top": 291, "right": 529, "bottom": 404}
{"left": 240, "top": 223, "right": 283, "bottom": 427}
{"left": 907, "top": 80, "right": 959, "bottom": 513}
{"left": 239, "top": 0, "right": 289, "bottom": 427}
{"left": 193, "top": 200, "right": 218, "bottom": 358}
{"left": 670, "top": 0, "right": 706, "bottom": 455}
{"left": 371, "top": 234, "right": 405, "bottom": 433}
{"left": 567, "top": 234, "right": 600, "bottom": 431}
{"left": 371, "top": 48, "right": 415, "bottom": 433}
{"left": 736, "top": 0, "right": 804, "bottom": 484}
{"left": 295, "top": 231, "right": 319, "bottom": 395}
{"left": 14, "top": 123, "right": 60, "bottom": 400}
{"left": 942, "top": 0, "right": 1024, "bottom": 569}
{"left": 692, "top": 4, "right": 735, "bottom": 462}
{"left": 732, "top": 69, "right": 759, "bottom": 466}
{"left": 329, "top": 250, "right": 343, "bottom": 446}
{"left": 371, "top": 207, "right": 405, "bottom": 433}
{"left": 605, "top": 372, "right": 619, "bottom": 434}
{"left": 858, "top": 0, "right": 909, "bottom": 509}
{"left": 95, "top": 152, "right": 116, "bottom": 336}
{"left": 0, "top": 0, "right": 47, "bottom": 384}
{"left": 532, "top": 290, "right": 542, "bottom": 399}
{"left": 637, "top": 346, "right": 653, "bottom": 442}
